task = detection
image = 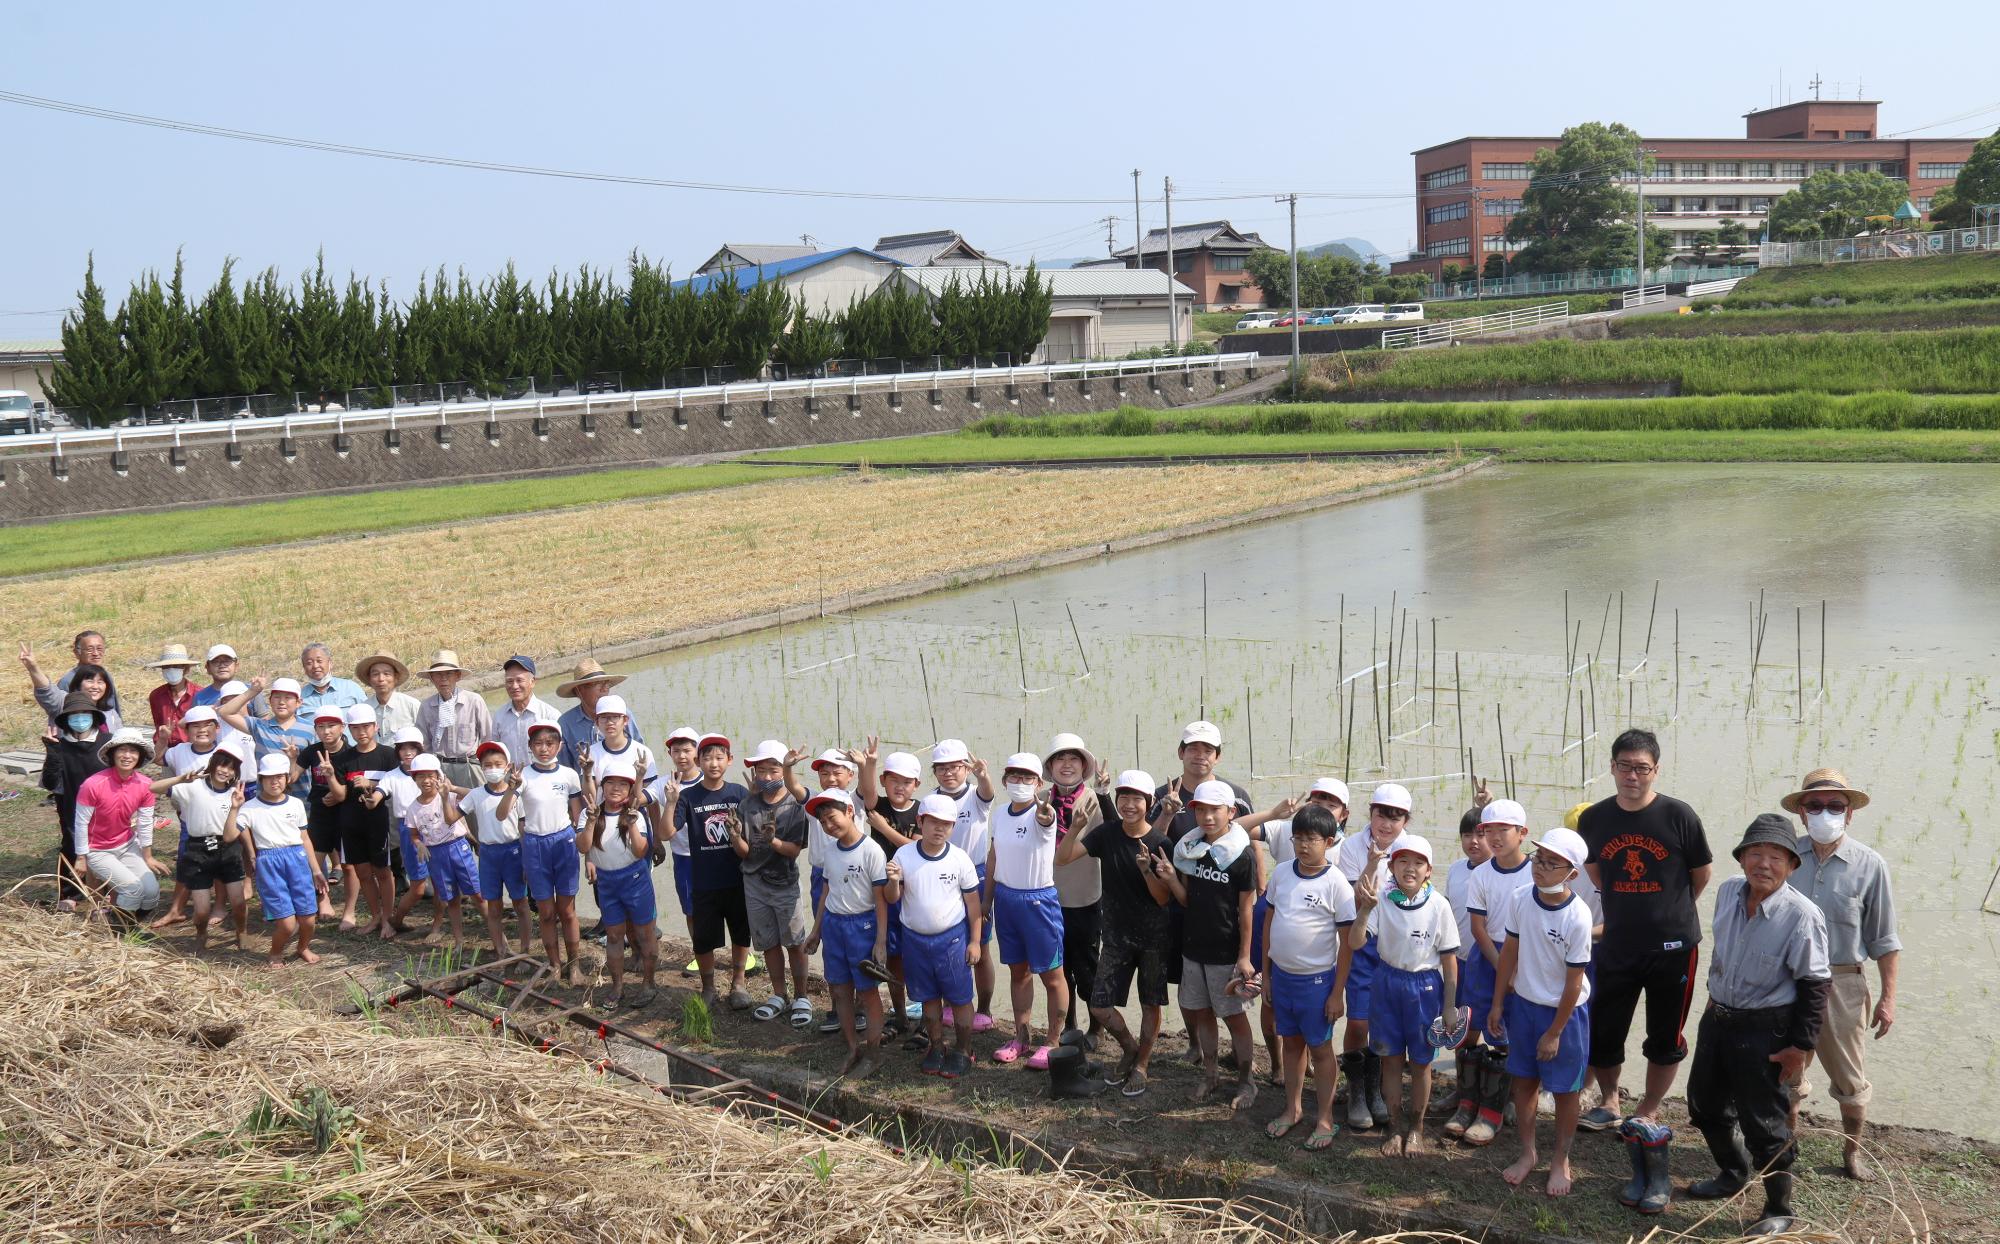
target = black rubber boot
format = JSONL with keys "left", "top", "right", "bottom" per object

{"left": 1340, "top": 1052, "right": 1374, "bottom": 1131}
{"left": 1363, "top": 1050, "right": 1390, "bottom": 1127}
{"left": 1746, "top": 1171, "right": 1796, "bottom": 1235}
{"left": 1462, "top": 1047, "right": 1512, "bottom": 1146}
{"left": 1617, "top": 1120, "right": 1650, "bottom": 1208}
{"left": 1442, "top": 1049, "right": 1480, "bottom": 1139}
{"left": 1636, "top": 1119, "right": 1674, "bottom": 1216}
{"left": 1688, "top": 1127, "right": 1753, "bottom": 1199}
{"left": 1046, "top": 1045, "right": 1103, "bottom": 1099}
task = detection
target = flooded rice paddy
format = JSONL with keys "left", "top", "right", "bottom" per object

{"left": 552, "top": 463, "right": 2000, "bottom": 1136}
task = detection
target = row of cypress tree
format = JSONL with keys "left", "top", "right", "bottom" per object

{"left": 44, "top": 252, "right": 1054, "bottom": 425}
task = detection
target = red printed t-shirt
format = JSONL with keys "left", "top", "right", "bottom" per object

{"left": 1578, "top": 792, "right": 1712, "bottom": 960}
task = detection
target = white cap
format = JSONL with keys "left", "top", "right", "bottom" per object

{"left": 219, "top": 680, "right": 249, "bottom": 697}
{"left": 407, "top": 753, "right": 442, "bottom": 775}
{"left": 1043, "top": 732, "right": 1097, "bottom": 778}
{"left": 205, "top": 644, "right": 237, "bottom": 661}
{"left": 1370, "top": 783, "right": 1413, "bottom": 813}
{"left": 181, "top": 705, "right": 219, "bottom": 726}
{"left": 917, "top": 792, "right": 960, "bottom": 822}
{"left": 256, "top": 753, "right": 292, "bottom": 778}
{"left": 1114, "top": 769, "right": 1155, "bottom": 796}
{"left": 1388, "top": 834, "right": 1434, "bottom": 864}
{"left": 811, "top": 748, "right": 858, "bottom": 773}
{"left": 311, "top": 704, "right": 347, "bottom": 724}
{"left": 344, "top": 703, "right": 376, "bottom": 727}
{"left": 1001, "top": 752, "right": 1043, "bottom": 780}
{"left": 593, "top": 694, "right": 629, "bottom": 719}
{"left": 1308, "top": 777, "right": 1351, "bottom": 805}
{"left": 597, "top": 755, "right": 638, "bottom": 783}
{"left": 1188, "top": 779, "right": 1237, "bottom": 808}
{"left": 1533, "top": 827, "right": 1590, "bottom": 871}
{"left": 806, "top": 788, "right": 855, "bottom": 817}
{"left": 883, "top": 751, "right": 922, "bottom": 780}
{"left": 746, "top": 739, "right": 788, "bottom": 765}
{"left": 666, "top": 725, "right": 701, "bottom": 746}
{"left": 267, "top": 677, "right": 303, "bottom": 698}
{"left": 1180, "top": 720, "right": 1223, "bottom": 749}
{"left": 1480, "top": 798, "right": 1529, "bottom": 828}
{"left": 931, "top": 739, "right": 970, "bottom": 765}
{"left": 211, "top": 738, "right": 252, "bottom": 769}
{"left": 391, "top": 725, "right": 424, "bottom": 748}
{"left": 475, "top": 740, "right": 510, "bottom": 765}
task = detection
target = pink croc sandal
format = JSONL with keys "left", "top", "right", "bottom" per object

{"left": 971, "top": 1011, "right": 997, "bottom": 1033}
{"left": 941, "top": 1005, "right": 954, "bottom": 1026}
{"left": 1026, "top": 1044, "right": 1056, "bottom": 1070}
{"left": 991, "top": 1040, "right": 1025, "bottom": 1064}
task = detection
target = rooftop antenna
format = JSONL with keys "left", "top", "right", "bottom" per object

{"left": 801, "top": 233, "right": 819, "bottom": 249}
{"left": 1809, "top": 72, "right": 1824, "bottom": 100}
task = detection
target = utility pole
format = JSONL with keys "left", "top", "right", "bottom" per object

{"left": 1472, "top": 195, "right": 1485, "bottom": 298}
{"left": 1277, "top": 192, "right": 1300, "bottom": 378}
{"left": 1163, "top": 175, "right": 1178, "bottom": 349}
{"left": 1101, "top": 215, "right": 1118, "bottom": 256}
{"left": 1635, "top": 147, "right": 1656, "bottom": 281}
{"left": 1131, "top": 169, "right": 1143, "bottom": 272}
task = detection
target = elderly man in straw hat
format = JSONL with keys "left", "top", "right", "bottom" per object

{"left": 1683, "top": 814, "right": 1830, "bottom": 1236}
{"left": 554, "top": 658, "right": 645, "bottom": 772}
{"left": 354, "top": 651, "right": 421, "bottom": 737}
{"left": 415, "top": 650, "right": 492, "bottom": 790}
{"left": 1779, "top": 767, "right": 1898, "bottom": 1182}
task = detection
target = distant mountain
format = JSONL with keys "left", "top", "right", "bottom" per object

{"left": 1303, "top": 237, "right": 1388, "bottom": 264}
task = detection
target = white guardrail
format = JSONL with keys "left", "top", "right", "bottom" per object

{"left": 1684, "top": 276, "right": 1743, "bottom": 299}
{"left": 1622, "top": 284, "right": 1669, "bottom": 310}
{"left": 1380, "top": 301, "right": 1570, "bottom": 350}
{"left": 8, "top": 353, "right": 1264, "bottom": 456}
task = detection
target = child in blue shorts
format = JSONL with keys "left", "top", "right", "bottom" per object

{"left": 885, "top": 793, "right": 984, "bottom": 1079}
{"left": 456, "top": 740, "right": 531, "bottom": 959}
{"left": 1349, "top": 833, "right": 1460, "bottom": 1157}
{"left": 1336, "top": 783, "right": 1413, "bottom": 1131}
{"left": 224, "top": 752, "right": 330, "bottom": 968}
{"left": 1259, "top": 803, "right": 1356, "bottom": 1150}
{"left": 520, "top": 723, "right": 586, "bottom": 985}
{"left": 586, "top": 756, "right": 660, "bottom": 1008}
{"left": 804, "top": 789, "right": 890, "bottom": 1080}
{"left": 405, "top": 755, "right": 476, "bottom": 952}
{"left": 1490, "top": 827, "right": 1594, "bottom": 1198}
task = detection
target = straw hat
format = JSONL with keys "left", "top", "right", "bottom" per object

{"left": 421, "top": 649, "right": 467, "bottom": 675}
{"left": 1778, "top": 767, "right": 1870, "bottom": 814}
{"left": 354, "top": 650, "right": 410, "bottom": 684}
{"left": 556, "top": 658, "right": 624, "bottom": 699}
{"left": 97, "top": 726, "right": 156, "bottom": 767}
{"left": 144, "top": 644, "right": 200, "bottom": 669}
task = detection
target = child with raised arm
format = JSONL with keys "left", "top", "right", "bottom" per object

{"left": 457, "top": 740, "right": 531, "bottom": 958}
{"left": 1152, "top": 780, "right": 1260, "bottom": 1111}
{"left": 804, "top": 788, "right": 891, "bottom": 1080}
{"left": 929, "top": 739, "right": 997, "bottom": 1030}
{"left": 1349, "top": 833, "right": 1460, "bottom": 1158}
{"left": 584, "top": 755, "right": 660, "bottom": 1007}
{"left": 405, "top": 755, "right": 474, "bottom": 950}
{"left": 153, "top": 739, "right": 252, "bottom": 950}
{"left": 886, "top": 792, "right": 984, "bottom": 1079}
{"left": 985, "top": 753, "right": 1068, "bottom": 1069}
{"left": 859, "top": 741, "right": 923, "bottom": 1040}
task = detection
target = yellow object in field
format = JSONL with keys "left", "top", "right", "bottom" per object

{"left": 1678, "top": 306, "right": 1692, "bottom": 315}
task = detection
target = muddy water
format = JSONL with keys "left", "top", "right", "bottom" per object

{"left": 553, "top": 463, "right": 2000, "bottom": 1137}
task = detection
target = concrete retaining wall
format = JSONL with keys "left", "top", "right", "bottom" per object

{"left": 0, "top": 365, "right": 1249, "bottom": 522}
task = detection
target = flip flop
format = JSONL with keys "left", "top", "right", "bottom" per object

{"left": 1120, "top": 1069, "right": 1149, "bottom": 1098}
{"left": 789, "top": 997, "right": 815, "bottom": 1029}
{"left": 1303, "top": 1126, "right": 1338, "bottom": 1151}
{"left": 902, "top": 1032, "right": 932, "bottom": 1052}
{"left": 991, "top": 1040, "right": 1025, "bottom": 1064}
{"left": 1266, "top": 1115, "right": 1304, "bottom": 1139}
{"left": 1026, "top": 1044, "right": 1056, "bottom": 1070}
{"left": 859, "top": 957, "right": 894, "bottom": 984}
{"left": 752, "top": 995, "right": 787, "bottom": 1022}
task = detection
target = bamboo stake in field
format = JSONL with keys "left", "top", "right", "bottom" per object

{"left": 1371, "top": 653, "right": 1385, "bottom": 767}
{"left": 1616, "top": 589, "right": 1624, "bottom": 679}
{"left": 1287, "top": 662, "right": 1296, "bottom": 762}
{"left": 1674, "top": 608, "right": 1682, "bottom": 721}
{"left": 1796, "top": 605, "right": 1805, "bottom": 722}
{"left": 1011, "top": 601, "right": 1029, "bottom": 697}
{"left": 1586, "top": 654, "right": 1599, "bottom": 737}
{"left": 1643, "top": 578, "right": 1660, "bottom": 657}
{"left": 1494, "top": 703, "right": 1509, "bottom": 798}
{"left": 1064, "top": 602, "right": 1090, "bottom": 677}
{"left": 1594, "top": 592, "right": 1612, "bottom": 664}
{"left": 918, "top": 649, "right": 938, "bottom": 746}
{"left": 1454, "top": 652, "right": 1466, "bottom": 795}
{"left": 1245, "top": 685, "right": 1255, "bottom": 777}
{"left": 1336, "top": 597, "right": 1346, "bottom": 735}
{"left": 1383, "top": 593, "right": 1396, "bottom": 732}
{"left": 1578, "top": 690, "right": 1588, "bottom": 788}
{"left": 1344, "top": 669, "right": 1359, "bottom": 781}
{"left": 1820, "top": 598, "right": 1828, "bottom": 701}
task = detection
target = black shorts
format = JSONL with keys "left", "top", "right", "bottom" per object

{"left": 1590, "top": 945, "right": 1700, "bottom": 1068}
{"left": 1091, "top": 920, "right": 1170, "bottom": 1009}
{"left": 307, "top": 809, "right": 343, "bottom": 856}
{"left": 176, "top": 837, "right": 246, "bottom": 890}
{"left": 341, "top": 816, "right": 393, "bottom": 870}
{"left": 690, "top": 885, "right": 749, "bottom": 955}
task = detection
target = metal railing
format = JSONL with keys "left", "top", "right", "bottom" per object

{"left": 1684, "top": 276, "right": 1745, "bottom": 299}
{"left": 1757, "top": 223, "right": 2000, "bottom": 269}
{"left": 1623, "top": 285, "right": 1669, "bottom": 309}
{"left": 1425, "top": 263, "right": 1758, "bottom": 302}
{"left": 9, "top": 353, "right": 1265, "bottom": 456}
{"left": 1381, "top": 301, "right": 1569, "bottom": 350}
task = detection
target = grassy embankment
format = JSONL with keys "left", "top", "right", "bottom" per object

{"left": 0, "top": 459, "right": 1443, "bottom": 744}
{"left": 1614, "top": 298, "right": 2000, "bottom": 337}
{"left": 1723, "top": 249, "right": 2000, "bottom": 307}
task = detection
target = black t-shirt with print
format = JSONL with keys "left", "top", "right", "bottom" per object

{"left": 1178, "top": 842, "right": 1257, "bottom": 965}
{"left": 1579, "top": 792, "right": 1713, "bottom": 958}
{"left": 871, "top": 796, "right": 921, "bottom": 856}
{"left": 1086, "top": 820, "right": 1169, "bottom": 934}
{"left": 333, "top": 742, "right": 398, "bottom": 841}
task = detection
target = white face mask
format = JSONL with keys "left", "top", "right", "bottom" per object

{"left": 1537, "top": 881, "right": 1571, "bottom": 896}
{"left": 163, "top": 667, "right": 185, "bottom": 685}
{"left": 482, "top": 767, "right": 508, "bottom": 786}
{"left": 1805, "top": 809, "right": 1846, "bottom": 843}
{"left": 1005, "top": 781, "right": 1038, "bottom": 804}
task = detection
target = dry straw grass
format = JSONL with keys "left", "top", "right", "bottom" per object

{"left": 2, "top": 461, "right": 1433, "bottom": 745}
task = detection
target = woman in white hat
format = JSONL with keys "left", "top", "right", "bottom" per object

{"left": 74, "top": 728, "right": 171, "bottom": 921}
{"left": 143, "top": 643, "right": 202, "bottom": 759}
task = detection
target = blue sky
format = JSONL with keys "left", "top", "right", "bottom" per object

{"left": 6, "top": 1, "right": 1997, "bottom": 339}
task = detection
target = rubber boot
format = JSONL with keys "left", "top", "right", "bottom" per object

{"left": 1340, "top": 1052, "right": 1374, "bottom": 1131}
{"left": 1442, "top": 1049, "right": 1481, "bottom": 1139}
{"left": 1363, "top": 1050, "right": 1391, "bottom": 1128}
{"left": 1617, "top": 1119, "right": 1650, "bottom": 1208}
{"left": 1688, "top": 1126, "right": 1753, "bottom": 1199}
{"left": 1634, "top": 1118, "right": 1675, "bottom": 1215}
{"left": 1460, "top": 1047, "right": 1511, "bottom": 1147}
{"left": 1046, "top": 1045, "right": 1103, "bottom": 1099}
{"left": 1746, "top": 1171, "right": 1796, "bottom": 1235}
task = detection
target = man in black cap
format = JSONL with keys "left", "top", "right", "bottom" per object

{"left": 1684, "top": 813, "right": 1831, "bottom": 1235}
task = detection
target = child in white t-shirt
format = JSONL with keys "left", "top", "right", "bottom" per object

{"left": 804, "top": 788, "right": 890, "bottom": 1080}
{"left": 223, "top": 752, "right": 328, "bottom": 967}
{"left": 1349, "top": 834, "right": 1460, "bottom": 1158}
{"left": 1259, "top": 803, "right": 1356, "bottom": 1151}
{"left": 886, "top": 792, "right": 984, "bottom": 1079}
{"left": 454, "top": 740, "right": 530, "bottom": 959}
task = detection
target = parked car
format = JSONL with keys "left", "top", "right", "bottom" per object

{"left": 1381, "top": 303, "right": 1425, "bottom": 322}
{"left": 1272, "top": 313, "right": 1319, "bottom": 327}
{"left": 1329, "top": 304, "right": 1388, "bottom": 324}
{"left": 0, "top": 389, "right": 39, "bottom": 435}
{"left": 1233, "top": 311, "right": 1282, "bottom": 331}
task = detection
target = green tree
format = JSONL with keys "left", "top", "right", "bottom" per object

{"left": 42, "top": 254, "right": 128, "bottom": 424}
{"left": 196, "top": 258, "right": 248, "bottom": 398}
{"left": 1481, "top": 253, "right": 1508, "bottom": 279}
{"left": 1244, "top": 249, "right": 1363, "bottom": 309}
{"left": 241, "top": 268, "right": 292, "bottom": 398}
{"left": 1505, "top": 121, "right": 1655, "bottom": 273}
{"left": 288, "top": 252, "right": 347, "bottom": 401}
{"left": 164, "top": 251, "right": 204, "bottom": 401}
{"left": 997, "top": 262, "right": 1052, "bottom": 361}
{"left": 1690, "top": 230, "right": 1718, "bottom": 261}
{"left": 1765, "top": 170, "right": 1908, "bottom": 241}
{"left": 1714, "top": 219, "right": 1750, "bottom": 259}
{"left": 118, "top": 270, "right": 181, "bottom": 410}
{"left": 770, "top": 292, "right": 842, "bottom": 372}
{"left": 1928, "top": 126, "right": 2000, "bottom": 228}
{"left": 725, "top": 275, "right": 788, "bottom": 374}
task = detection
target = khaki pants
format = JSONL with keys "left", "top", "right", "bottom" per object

{"left": 1785, "top": 968, "right": 1872, "bottom": 1109}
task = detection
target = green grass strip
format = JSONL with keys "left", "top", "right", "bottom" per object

{"left": 0, "top": 463, "right": 828, "bottom": 578}
{"left": 1725, "top": 251, "right": 2000, "bottom": 307}
{"left": 1613, "top": 299, "right": 2000, "bottom": 338}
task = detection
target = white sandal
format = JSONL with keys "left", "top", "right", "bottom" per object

{"left": 751, "top": 995, "right": 788, "bottom": 1022}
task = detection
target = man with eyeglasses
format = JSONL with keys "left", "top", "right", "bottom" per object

{"left": 1778, "top": 768, "right": 1897, "bottom": 1182}
{"left": 1575, "top": 728, "right": 1713, "bottom": 1132}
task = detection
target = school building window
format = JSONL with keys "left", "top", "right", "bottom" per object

{"left": 1425, "top": 201, "right": 1470, "bottom": 224}
{"left": 1845, "top": 130, "right": 1872, "bottom": 140}
{"left": 1678, "top": 197, "right": 1708, "bottom": 213}
{"left": 1917, "top": 197, "right": 1934, "bottom": 211}
{"left": 1424, "top": 237, "right": 1470, "bottom": 257}
{"left": 1919, "top": 163, "right": 1965, "bottom": 179}
{"left": 1651, "top": 161, "right": 1674, "bottom": 179}
{"left": 1486, "top": 198, "right": 1522, "bottom": 216}
{"left": 1748, "top": 161, "right": 1774, "bottom": 178}
{"left": 1779, "top": 161, "right": 1807, "bottom": 179}
{"left": 1681, "top": 162, "right": 1708, "bottom": 178}
{"left": 1424, "top": 164, "right": 1469, "bottom": 189}
{"left": 1645, "top": 196, "right": 1673, "bottom": 213}
{"left": 1483, "top": 234, "right": 1516, "bottom": 252}
{"left": 1812, "top": 161, "right": 1838, "bottom": 173}
{"left": 1482, "top": 162, "right": 1530, "bottom": 180}
{"left": 1876, "top": 161, "right": 1903, "bottom": 177}
{"left": 1749, "top": 197, "right": 1772, "bottom": 212}
{"left": 1715, "top": 197, "right": 1740, "bottom": 212}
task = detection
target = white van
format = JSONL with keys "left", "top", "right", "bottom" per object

{"left": 1233, "top": 311, "right": 1283, "bottom": 331}
{"left": 1331, "top": 304, "right": 1388, "bottom": 324}
{"left": 1381, "top": 303, "right": 1426, "bottom": 322}
{"left": 0, "top": 390, "right": 38, "bottom": 435}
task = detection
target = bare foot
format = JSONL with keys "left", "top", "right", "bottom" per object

{"left": 149, "top": 910, "right": 187, "bottom": 930}
{"left": 297, "top": 947, "right": 321, "bottom": 965}
{"left": 838, "top": 1047, "right": 862, "bottom": 1075}
{"left": 1191, "top": 1076, "right": 1219, "bottom": 1104}
{"left": 1501, "top": 1152, "right": 1537, "bottom": 1186}
{"left": 338, "top": 918, "right": 358, "bottom": 934}
{"left": 378, "top": 924, "right": 398, "bottom": 941}
{"left": 1402, "top": 1129, "right": 1430, "bottom": 1157}
{"left": 422, "top": 928, "right": 444, "bottom": 945}
{"left": 267, "top": 954, "right": 287, "bottom": 968}
{"left": 317, "top": 905, "right": 338, "bottom": 921}
{"left": 563, "top": 961, "right": 584, "bottom": 987}
{"left": 1380, "top": 1132, "right": 1406, "bottom": 1158}
{"left": 1545, "top": 1157, "right": 1573, "bottom": 1197}
{"left": 193, "top": 927, "right": 209, "bottom": 952}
